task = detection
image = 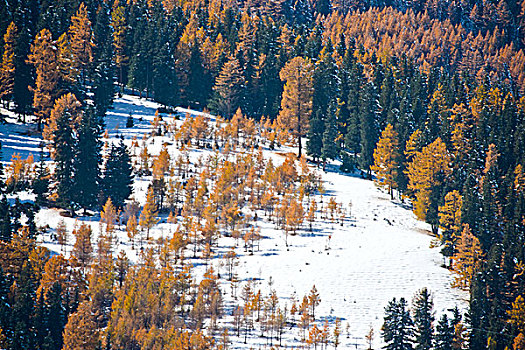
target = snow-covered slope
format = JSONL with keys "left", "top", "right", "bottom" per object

{"left": 0, "top": 95, "right": 468, "bottom": 348}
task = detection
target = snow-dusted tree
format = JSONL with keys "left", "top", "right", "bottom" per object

{"left": 412, "top": 288, "right": 434, "bottom": 350}
{"left": 382, "top": 297, "right": 414, "bottom": 350}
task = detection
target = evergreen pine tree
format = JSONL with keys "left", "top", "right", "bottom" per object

{"left": 74, "top": 106, "right": 101, "bottom": 212}
{"left": 10, "top": 261, "right": 36, "bottom": 350}
{"left": 321, "top": 99, "right": 339, "bottom": 169}
{"left": 152, "top": 20, "right": 177, "bottom": 107}
{"left": 359, "top": 82, "right": 380, "bottom": 176}
{"left": 0, "top": 197, "right": 11, "bottom": 241}
{"left": 187, "top": 37, "right": 209, "bottom": 108}
{"left": 382, "top": 297, "right": 414, "bottom": 350}
{"left": 412, "top": 288, "right": 434, "bottom": 350}
{"left": 102, "top": 139, "right": 133, "bottom": 209}
{"left": 43, "top": 281, "right": 65, "bottom": 350}
{"left": 312, "top": 41, "right": 339, "bottom": 118}
{"left": 306, "top": 109, "right": 324, "bottom": 163}
{"left": 92, "top": 3, "right": 115, "bottom": 118}
{"left": 12, "top": 0, "right": 37, "bottom": 119}
{"left": 49, "top": 93, "right": 81, "bottom": 213}
{"left": 342, "top": 46, "right": 363, "bottom": 156}
{"left": 32, "top": 147, "right": 50, "bottom": 207}
{"left": 0, "top": 267, "right": 10, "bottom": 341}
{"left": 209, "top": 54, "right": 245, "bottom": 118}
{"left": 434, "top": 314, "right": 454, "bottom": 350}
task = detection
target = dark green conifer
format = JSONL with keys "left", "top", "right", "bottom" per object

{"left": 74, "top": 106, "right": 101, "bottom": 212}
{"left": 321, "top": 99, "right": 339, "bottom": 168}
{"left": 412, "top": 288, "right": 434, "bottom": 350}
{"left": 434, "top": 314, "right": 453, "bottom": 350}
{"left": 102, "top": 139, "right": 133, "bottom": 209}
{"left": 382, "top": 297, "right": 414, "bottom": 350}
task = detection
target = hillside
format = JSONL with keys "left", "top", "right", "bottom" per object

{"left": 1, "top": 95, "right": 467, "bottom": 348}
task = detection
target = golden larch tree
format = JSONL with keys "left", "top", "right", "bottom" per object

{"left": 110, "top": 3, "right": 127, "bottom": 89}
{"left": 371, "top": 123, "right": 400, "bottom": 200}
{"left": 72, "top": 223, "right": 93, "bottom": 270}
{"left": 100, "top": 197, "right": 117, "bottom": 235}
{"left": 69, "top": 2, "right": 94, "bottom": 82}
{"left": 451, "top": 224, "right": 484, "bottom": 290}
{"left": 62, "top": 300, "right": 100, "bottom": 350}
{"left": 0, "top": 22, "right": 17, "bottom": 106}
{"left": 508, "top": 295, "right": 525, "bottom": 335}
{"left": 126, "top": 214, "right": 138, "bottom": 249}
{"left": 56, "top": 32, "right": 78, "bottom": 85}
{"left": 278, "top": 56, "right": 314, "bottom": 158}
{"left": 27, "top": 28, "right": 59, "bottom": 128}
{"left": 406, "top": 137, "right": 451, "bottom": 233}
{"left": 139, "top": 187, "right": 159, "bottom": 240}
{"left": 438, "top": 190, "right": 462, "bottom": 259}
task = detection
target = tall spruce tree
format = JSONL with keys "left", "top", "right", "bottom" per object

{"left": 10, "top": 261, "right": 36, "bottom": 350}
{"left": 382, "top": 297, "right": 414, "bottom": 350}
{"left": 0, "top": 267, "right": 10, "bottom": 339}
{"left": 102, "top": 139, "right": 133, "bottom": 209}
{"left": 306, "top": 109, "right": 324, "bottom": 163}
{"left": 412, "top": 288, "right": 434, "bottom": 350}
{"left": 321, "top": 99, "right": 339, "bottom": 169}
{"left": 358, "top": 82, "right": 380, "bottom": 176}
{"left": 43, "top": 281, "right": 65, "bottom": 350}
{"left": 74, "top": 106, "right": 101, "bottom": 212}
{"left": 49, "top": 93, "right": 81, "bottom": 213}
{"left": 92, "top": 3, "right": 114, "bottom": 118}
{"left": 209, "top": 55, "right": 245, "bottom": 118}
{"left": 434, "top": 314, "right": 454, "bottom": 350}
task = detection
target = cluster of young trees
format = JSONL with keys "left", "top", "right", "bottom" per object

{"left": 381, "top": 288, "right": 467, "bottom": 350}
{"left": 0, "top": 106, "right": 349, "bottom": 349}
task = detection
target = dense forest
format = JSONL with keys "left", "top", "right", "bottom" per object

{"left": 1, "top": 0, "right": 525, "bottom": 348}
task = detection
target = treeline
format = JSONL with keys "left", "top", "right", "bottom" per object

{"left": 1, "top": 0, "right": 525, "bottom": 124}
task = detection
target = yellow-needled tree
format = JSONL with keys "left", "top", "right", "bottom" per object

{"left": 0, "top": 22, "right": 17, "bottom": 108}
{"left": 406, "top": 137, "right": 451, "bottom": 234}
{"left": 62, "top": 300, "right": 99, "bottom": 350}
{"left": 27, "top": 28, "right": 59, "bottom": 129}
{"left": 68, "top": 3, "right": 94, "bottom": 85}
{"left": 278, "top": 56, "right": 314, "bottom": 158}
{"left": 371, "top": 124, "right": 400, "bottom": 200}
{"left": 451, "top": 224, "right": 484, "bottom": 290}
{"left": 438, "top": 190, "right": 462, "bottom": 259}
{"left": 139, "top": 187, "right": 159, "bottom": 240}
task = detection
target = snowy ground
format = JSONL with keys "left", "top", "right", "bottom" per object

{"left": 0, "top": 95, "right": 468, "bottom": 349}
